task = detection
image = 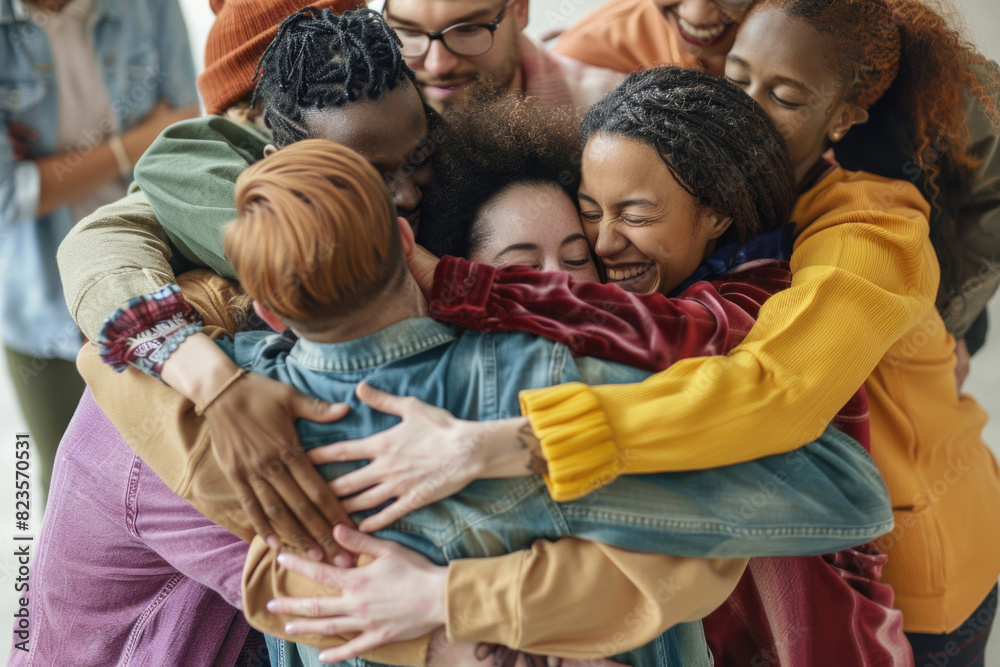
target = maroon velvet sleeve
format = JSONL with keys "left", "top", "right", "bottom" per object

{"left": 430, "top": 255, "right": 870, "bottom": 448}
{"left": 429, "top": 256, "right": 791, "bottom": 374}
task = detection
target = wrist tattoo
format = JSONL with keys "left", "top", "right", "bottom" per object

{"left": 517, "top": 422, "right": 548, "bottom": 475}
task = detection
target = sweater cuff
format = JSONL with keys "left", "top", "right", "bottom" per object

{"left": 445, "top": 553, "right": 524, "bottom": 647}
{"left": 518, "top": 382, "right": 620, "bottom": 501}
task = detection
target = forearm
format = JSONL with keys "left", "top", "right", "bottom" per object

{"left": 88, "top": 336, "right": 418, "bottom": 661}
{"left": 429, "top": 256, "right": 768, "bottom": 372}
{"left": 521, "top": 216, "right": 936, "bottom": 500}
{"left": 446, "top": 539, "right": 747, "bottom": 658}
{"left": 77, "top": 269, "right": 250, "bottom": 532}
{"left": 160, "top": 330, "right": 240, "bottom": 405}
{"left": 57, "top": 190, "right": 177, "bottom": 341}
{"left": 35, "top": 143, "right": 124, "bottom": 217}
{"left": 35, "top": 105, "right": 198, "bottom": 217}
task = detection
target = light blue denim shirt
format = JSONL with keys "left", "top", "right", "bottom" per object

{"left": 0, "top": 0, "right": 197, "bottom": 359}
{"left": 219, "top": 318, "right": 893, "bottom": 667}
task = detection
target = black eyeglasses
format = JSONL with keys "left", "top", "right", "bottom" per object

{"left": 384, "top": 0, "right": 517, "bottom": 59}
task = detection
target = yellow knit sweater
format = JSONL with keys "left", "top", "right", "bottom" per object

{"left": 519, "top": 168, "right": 1000, "bottom": 633}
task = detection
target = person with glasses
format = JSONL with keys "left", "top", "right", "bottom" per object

{"left": 382, "top": 0, "right": 625, "bottom": 112}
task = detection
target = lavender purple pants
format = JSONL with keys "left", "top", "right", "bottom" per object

{"left": 8, "top": 388, "right": 253, "bottom": 666}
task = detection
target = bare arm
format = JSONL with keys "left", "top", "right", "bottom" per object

{"left": 36, "top": 101, "right": 198, "bottom": 218}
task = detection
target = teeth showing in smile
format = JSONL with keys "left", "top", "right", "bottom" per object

{"left": 606, "top": 264, "right": 651, "bottom": 281}
{"left": 678, "top": 17, "right": 727, "bottom": 41}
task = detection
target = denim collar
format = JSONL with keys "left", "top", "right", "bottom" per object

{"left": 290, "top": 318, "right": 459, "bottom": 372}
{"left": 2, "top": 0, "right": 120, "bottom": 25}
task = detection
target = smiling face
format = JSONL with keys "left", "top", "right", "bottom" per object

{"left": 385, "top": 0, "right": 528, "bottom": 112}
{"left": 578, "top": 133, "right": 732, "bottom": 295}
{"left": 725, "top": 7, "right": 868, "bottom": 180}
{"left": 301, "top": 81, "right": 435, "bottom": 231}
{"left": 654, "top": 0, "right": 751, "bottom": 63}
{"left": 469, "top": 182, "right": 599, "bottom": 282}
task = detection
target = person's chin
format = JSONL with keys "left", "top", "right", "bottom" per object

{"left": 418, "top": 80, "right": 474, "bottom": 109}
{"left": 664, "top": 10, "right": 734, "bottom": 57}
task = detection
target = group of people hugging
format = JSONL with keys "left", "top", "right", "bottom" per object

{"left": 8, "top": 0, "right": 1000, "bottom": 666}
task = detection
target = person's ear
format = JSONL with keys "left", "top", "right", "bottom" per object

{"left": 263, "top": 144, "right": 278, "bottom": 157}
{"left": 253, "top": 300, "right": 288, "bottom": 333}
{"left": 704, "top": 212, "right": 734, "bottom": 240}
{"left": 826, "top": 104, "right": 869, "bottom": 143}
{"left": 397, "top": 216, "right": 415, "bottom": 257}
{"left": 512, "top": 0, "right": 530, "bottom": 31}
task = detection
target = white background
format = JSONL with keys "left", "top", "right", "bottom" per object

{"left": 1, "top": 0, "right": 998, "bottom": 661}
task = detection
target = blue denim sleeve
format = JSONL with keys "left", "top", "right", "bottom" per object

{"left": 153, "top": 0, "right": 199, "bottom": 109}
{"left": 562, "top": 351, "right": 893, "bottom": 556}
{"left": 552, "top": 426, "right": 892, "bottom": 557}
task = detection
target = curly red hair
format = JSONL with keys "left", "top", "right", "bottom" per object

{"left": 752, "top": 0, "right": 1000, "bottom": 303}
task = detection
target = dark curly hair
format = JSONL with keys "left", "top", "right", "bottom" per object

{"left": 752, "top": 0, "right": 1000, "bottom": 307}
{"left": 252, "top": 7, "right": 415, "bottom": 147}
{"left": 420, "top": 92, "right": 583, "bottom": 259}
{"left": 581, "top": 66, "right": 796, "bottom": 243}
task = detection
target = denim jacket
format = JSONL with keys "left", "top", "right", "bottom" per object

{"left": 220, "top": 318, "right": 893, "bottom": 667}
{"left": 0, "top": 0, "right": 197, "bottom": 359}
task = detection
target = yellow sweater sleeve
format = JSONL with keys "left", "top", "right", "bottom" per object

{"left": 520, "top": 170, "right": 939, "bottom": 500}
{"left": 446, "top": 538, "right": 747, "bottom": 658}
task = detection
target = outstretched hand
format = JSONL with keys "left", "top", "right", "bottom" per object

{"left": 308, "top": 383, "right": 536, "bottom": 532}
{"left": 269, "top": 528, "right": 629, "bottom": 667}
{"left": 268, "top": 524, "right": 448, "bottom": 663}
{"left": 203, "top": 371, "right": 356, "bottom": 562}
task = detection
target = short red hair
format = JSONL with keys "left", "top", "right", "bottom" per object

{"left": 225, "top": 139, "right": 402, "bottom": 327}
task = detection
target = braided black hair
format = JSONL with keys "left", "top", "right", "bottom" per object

{"left": 420, "top": 91, "right": 582, "bottom": 259}
{"left": 581, "top": 66, "right": 795, "bottom": 242}
{"left": 252, "top": 7, "right": 415, "bottom": 147}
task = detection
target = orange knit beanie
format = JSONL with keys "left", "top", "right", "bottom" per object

{"left": 199, "top": 0, "right": 363, "bottom": 114}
